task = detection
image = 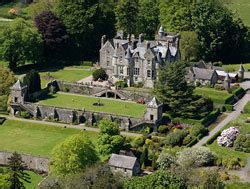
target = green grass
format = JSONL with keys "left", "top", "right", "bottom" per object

{"left": 39, "top": 93, "right": 146, "bottom": 118}
{"left": 0, "top": 2, "right": 17, "bottom": 19}
{"left": 223, "top": 0, "right": 250, "bottom": 27}
{"left": 194, "top": 87, "right": 233, "bottom": 104}
{"left": 39, "top": 68, "right": 93, "bottom": 87}
{"left": 225, "top": 182, "right": 250, "bottom": 189}
{"left": 24, "top": 170, "right": 43, "bottom": 189}
{"left": 223, "top": 63, "right": 250, "bottom": 72}
{"left": 0, "top": 119, "right": 98, "bottom": 157}
{"left": 0, "top": 60, "right": 8, "bottom": 68}
{"left": 243, "top": 102, "right": 250, "bottom": 113}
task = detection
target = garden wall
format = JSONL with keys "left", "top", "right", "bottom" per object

{"left": 0, "top": 151, "right": 49, "bottom": 173}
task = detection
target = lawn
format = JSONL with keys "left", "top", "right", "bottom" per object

{"left": 0, "top": 1, "right": 17, "bottom": 19}
{"left": 0, "top": 119, "right": 98, "bottom": 157}
{"left": 194, "top": 87, "right": 233, "bottom": 104}
{"left": 24, "top": 170, "right": 43, "bottom": 189}
{"left": 39, "top": 93, "right": 146, "bottom": 118}
{"left": 243, "top": 102, "right": 250, "bottom": 113}
{"left": 223, "top": 0, "right": 250, "bottom": 27}
{"left": 39, "top": 67, "right": 93, "bottom": 87}
{"left": 223, "top": 63, "right": 250, "bottom": 72}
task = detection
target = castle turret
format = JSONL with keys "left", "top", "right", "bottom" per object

{"left": 125, "top": 47, "right": 133, "bottom": 86}
{"left": 112, "top": 43, "right": 119, "bottom": 76}
{"left": 101, "top": 35, "right": 107, "bottom": 47}
{"left": 10, "top": 80, "right": 27, "bottom": 104}
{"left": 238, "top": 64, "right": 245, "bottom": 81}
{"left": 224, "top": 73, "right": 231, "bottom": 91}
{"left": 158, "top": 25, "right": 165, "bottom": 38}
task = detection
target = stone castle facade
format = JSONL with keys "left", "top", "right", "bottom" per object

{"left": 99, "top": 26, "right": 180, "bottom": 88}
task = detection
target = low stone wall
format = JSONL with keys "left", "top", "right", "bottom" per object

{"left": 0, "top": 151, "right": 49, "bottom": 173}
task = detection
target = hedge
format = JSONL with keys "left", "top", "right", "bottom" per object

{"left": 172, "top": 117, "right": 202, "bottom": 126}
{"left": 224, "top": 104, "right": 233, "bottom": 112}
{"left": 206, "top": 130, "right": 222, "bottom": 145}
{"left": 81, "top": 61, "right": 93, "bottom": 67}
{"left": 224, "top": 94, "right": 235, "bottom": 104}
{"left": 201, "top": 108, "right": 220, "bottom": 126}
{"left": 186, "top": 138, "right": 198, "bottom": 147}
{"left": 232, "top": 87, "right": 245, "bottom": 99}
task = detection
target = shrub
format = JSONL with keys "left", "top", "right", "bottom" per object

{"left": 157, "top": 152, "right": 176, "bottom": 169}
{"left": 19, "top": 111, "right": 31, "bottom": 119}
{"left": 217, "top": 127, "right": 240, "bottom": 147}
{"left": 177, "top": 146, "right": 216, "bottom": 167}
{"left": 115, "top": 80, "right": 128, "bottom": 89}
{"left": 158, "top": 125, "right": 169, "bottom": 134}
{"left": 234, "top": 134, "right": 250, "bottom": 153}
{"left": 224, "top": 94, "right": 235, "bottom": 104}
{"left": 131, "top": 136, "right": 145, "bottom": 148}
{"left": 92, "top": 68, "right": 108, "bottom": 81}
{"left": 163, "top": 129, "right": 189, "bottom": 147}
{"left": 201, "top": 108, "right": 220, "bottom": 126}
{"left": 224, "top": 104, "right": 233, "bottom": 112}
{"left": 0, "top": 95, "right": 8, "bottom": 112}
{"left": 232, "top": 87, "right": 245, "bottom": 98}
{"left": 222, "top": 157, "right": 242, "bottom": 170}
{"left": 186, "top": 138, "right": 198, "bottom": 147}
{"left": 206, "top": 130, "right": 221, "bottom": 145}
{"left": 183, "top": 135, "right": 193, "bottom": 145}
{"left": 132, "top": 82, "right": 143, "bottom": 88}
{"left": 190, "top": 125, "right": 208, "bottom": 137}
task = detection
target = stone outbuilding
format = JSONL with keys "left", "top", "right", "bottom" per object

{"left": 108, "top": 153, "right": 140, "bottom": 176}
{"left": 144, "top": 97, "right": 163, "bottom": 124}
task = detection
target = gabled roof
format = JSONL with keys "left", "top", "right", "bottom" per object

{"left": 11, "top": 80, "right": 24, "bottom": 90}
{"left": 109, "top": 154, "right": 138, "bottom": 169}
{"left": 147, "top": 97, "right": 162, "bottom": 108}
{"left": 216, "top": 70, "right": 237, "bottom": 78}
{"left": 192, "top": 67, "right": 217, "bottom": 80}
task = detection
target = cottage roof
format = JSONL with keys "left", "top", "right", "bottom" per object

{"left": 109, "top": 154, "right": 137, "bottom": 169}
{"left": 147, "top": 97, "right": 162, "bottom": 108}
{"left": 216, "top": 70, "right": 237, "bottom": 78}
{"left": 192, "top": 67, "right": 216, "bottom": 80}
{"left": 11, "top": 80, "right": 24, "bottom": 90}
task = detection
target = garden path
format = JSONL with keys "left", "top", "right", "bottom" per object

{"left": 0, "top": 114, "right": 142, "bottom": 137}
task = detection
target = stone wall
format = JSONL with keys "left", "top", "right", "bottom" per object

{"left": 0, "top": 151, "right": 49, "bottom": 173}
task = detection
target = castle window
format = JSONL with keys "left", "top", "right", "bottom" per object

{"left": 14, "top": 97, "right": 18, "bottom": 103}
{"left": 152, "top": 70, "right": 155, "bottom": 79}
{"left": 119, "top": 66, "right": 123, "bottom": 74}
{"left": 147, "top": 60, "right": 151, "bottom": 65}
{"left": 135, "top": 57, "right": 139, "bottom": 62}
{"left": 134, "top": 68, "right": 140, "bottom": 76}
{"left": 150, "top": 115, "right": 154, "bottom": 121}
{"left": 107, "top": 60, "right": 110, "bottom": 66}
{"left": 147, "top": 70, "right": 151, "bottom": 78}
{"left": 127, "top": 68, "right": 130, "bottom": 75}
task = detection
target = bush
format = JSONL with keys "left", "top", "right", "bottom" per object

{"left": 0, "top": 95, "right": 8, "bottom": 112}
{"left": 132, "top": 82, "right": 143, "bottom": 88}
{"left": 131, "top": 136, "right": 145, "bottom": 148}
{"left": 232, "top": 87, "right": 245, "bottom": 98}
{"left": 157, "top": 152, "right": 176, "bottom": 169}
{"left": 222, "top": 157, "right": 242, "bottom": 170}
{"left": 158, "top": 125, "right": 169, "bottom": 134}
{"left": 19, "top": 111, "right": 31, "bottom": 119}
{"left": 234, "top": 134, "right": 250, "bottom": 153}
{"left": 177, "top": 146, "right": 216, "bottom": 167}
{"left": 163, "top": 129, "right": 189, "bottom": 147}
{"left": 190, "top": 125, "right": 208, "bottom": 137}
{"left": 92, "top": 68, "right": 108, "bottom": 81}
{"left": 183, "top": 135, "right": 193, "bottom": 145}
{"left": 224, "top": 104, "right": 233, "bottom": 112}
{"left": 186, "top": 138, "right": 198, "bottom": 147}
{"left": 115, "top": 80, "right": 128, "bottom": 89}
{"left": 224, "top": 94, "right": 235, "bottom": 104}
{"left": 206, "top": 131, "right": 221, "bottom": 145}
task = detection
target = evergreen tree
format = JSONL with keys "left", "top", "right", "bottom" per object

{"left": 140, "top": 145, "right": 148, "bottom": 168}
{"left": 154, "top": 62, "right": 213, "bottom": 119}
{"left": 115, "top": 0, "right": 139, "bottom": 36}
{"left": 7, "top": 152, "right": 30, "bottom": 189}
{"left": 23, "top": 70, "right": 41, "bottom": 93}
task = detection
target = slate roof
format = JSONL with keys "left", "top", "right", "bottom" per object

{"left": 11, "top": 80, "right": 24, "bottom": 90}
{"left": 109, "top": 154, "right": 137, "bottom": 169}
{"left": 192, "top": 67, "right": 216, "bottom": 80}
{"left": 216, "top": 70, "right": 237, "bottom": 78}
{"left": 147, "top": 97, "right": 162, "bottom": 108}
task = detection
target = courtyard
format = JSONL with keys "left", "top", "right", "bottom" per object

{"left": 38, "top": 92, "right": 146, "bottom": 118}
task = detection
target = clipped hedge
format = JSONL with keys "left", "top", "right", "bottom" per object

{"left": 201, "top": 109, "right": 220, "bottom": 126}
{"left": 224, "top": 104, "right": 234, "bottom": 112}
{"left": 186, "top": 138, "right": 198, "bottom": 147}
{"left": 206, "top": 130, "right": 222, "bottom": 145}
{"left": 172, "top": 117, "right": 202, "bottom": 126}
{"left": 224, "top": 94, "right": 235, "bottom": 104}
{"left": 232, "top": 87, "right": 245, "bottom": 99}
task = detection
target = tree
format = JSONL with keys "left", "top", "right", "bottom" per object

{"left": 163, "top": 129, "right": 189, "bottom": 147}
{"left": 0, "top": 167, "right": 11, "bottom": 189}
{"left": 140, "top": 145, "right": 148, "bottom": 168}
{"left": 23, "top": 70, "right": 41, "bottom": 93}
{"left": 92, "top": 68, "right": 108, "bottom": 81}
{"left": 154, "top": 62, "right": 213, "bottom": 119}
{"left": 159, "top": 0, "right": 194, "bottom": 32}
{"left": 192, "top": 0, "right": 248, "bottom": 63}
{"left": 177, "top": 146, "right": 216, "bottom": 168}
{"left": 180, "top": 31, "right": 199, "bottom": 62}
{"left": 157, "top": 152, "right": 176, "bottom": 169}
{"left": 97, "top": 119, "right": 125, "bottom": 156}
{"left": 137, "top": 0, "right": 159, "bottom": 39}
{"left": 0, "top": 68, "right": 16, "bottom": 95}
{"left": 50, "top": 133, "right": 99, "bottom": 176}
{"left": 0, "top": 18, "right": 43, "bottom": 70}
{"left": 115, "top": 0, "right": 139, "bottom": 36}
{"left": 27, "top": 0, "right": 55, "bottom": 19}
{"left": 7, "top": 152, "right": 30, "bottom": 189}
{"left": 54, "top": 0, "right": 116, "bottom": 60}
{"left": 35, "top": 11, "right": 69, "bottom": 63}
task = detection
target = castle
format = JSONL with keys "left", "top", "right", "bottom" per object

{"left": 99, "top": 26, "right": 180, "bottom": 88}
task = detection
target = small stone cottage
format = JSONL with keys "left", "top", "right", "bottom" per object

{"left": 108, "top": 153, "right": 140, "bottom": 176}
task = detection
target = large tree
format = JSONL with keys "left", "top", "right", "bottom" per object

{"left": 35, "top": 11, "right": 69, "bottom": 63}
{"left": 23, "top": 70, "right": 41, "bottom": 93}
{"left": 192, "top": 0, "right": 248, "bottom": 63}
{"left": 54, "top": 0, "right": 116, "bottom": 60}
{"left": 137, "top": 0, "right": 159, "bottom": 39}
{"left": 97, "top": 119, "right": 125, "bottom": 156}
{"left": 7, "top": 152, "right": 30, "bottom": 189}
{"left": 115, "top": 0, "right": 139, "bottom": 37}
{"left": 0, "top": 68, "right": 16, "bottom": 96}
{"left": 50, "top": 133, "right": 99, "bottom": 176}
{"left": 154, "top": 62, "right": 213, "bottom": 119}
{"left": 0, "top": 18, "right": 43, "bottom": 70}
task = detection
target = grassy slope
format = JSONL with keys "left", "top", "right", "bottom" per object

{"left": 223, "top": 63, "right": 250, "bottom": 72}
{"left": 194, "top": 87, "right": 232, "bottom": 104}
{"left": 0, "top": 119, "right": 98, "bottom": 157}
{"left": 39, "top": 68, "right": 93, "bottom": 87}
{"left": 39, "top": 93, "right": 146, "bottom": 118}
{"left": 24, "top": 170, "right": 43, "bottom": 189}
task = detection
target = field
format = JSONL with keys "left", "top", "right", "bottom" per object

{"left": 39, "top": 93, "right": 146, "bottom": 118}
{"left": 223, "top": 63, "right": 250, "bottom": 72}
{"left": 194, "top": 87, "right": 233, "bottom": 104}
{"left": 0, "top": 119, "right": 98, "bottom": 157}
{"left": 223, "top": 0, "right": 250, "bottom": 27}
{"left": 39, "top": 67, "right": 93, "bottom": 87}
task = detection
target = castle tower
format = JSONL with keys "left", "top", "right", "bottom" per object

{"left": 224, "top": 73, "right": 231, "bottom": 91}
{"left": 125, "top": 47, "right": 133, "bottom": 86}
{"left": 112, "top": 43, "right": 119, "bottom": 76}
{"left": 238, "top": 64, "right": 245, "bottom": 81}
{"left": 10, "top": 80, "right": 28, "bottom": 104}
{"left": 144, "top": 97, "right": 163, "bottom": 123}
